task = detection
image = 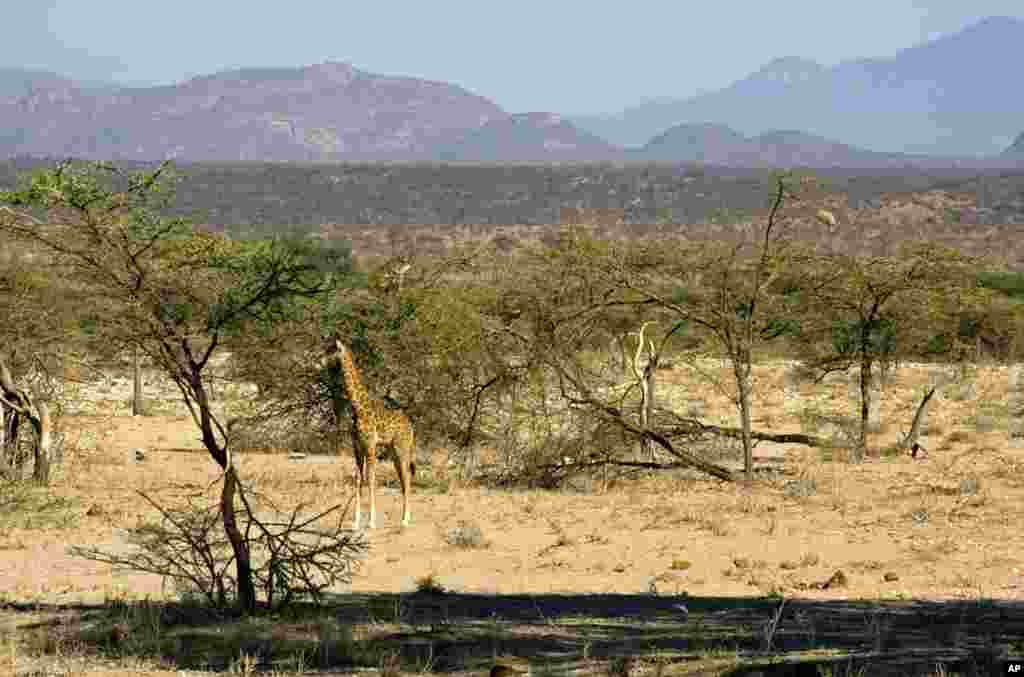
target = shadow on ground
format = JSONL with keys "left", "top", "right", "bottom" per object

{"left": 4, "top": 592, "right": 1022, "bottom": 675}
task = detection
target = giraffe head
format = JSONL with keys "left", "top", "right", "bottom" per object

{"left": 322, "top": 335, "right": 370, "bottom": 408}
{"left": 318, "top": 333, "right": 350, "bottom": 370}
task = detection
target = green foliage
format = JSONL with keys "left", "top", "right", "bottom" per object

{"left": 206, "top": 236, "right": 352, "bottom": 332}
{"left": 2, "top": 158, "right": 180, "bottom": 217}
{"left": 669, "top": 286, "right": 700, "bottom": 306}
{"left": 2, "top": 159, "right": 353, "bottom": 361}
{"left": 760, "top": 317, "right": 800, "bottom": 340}
{"left": 922, "top": 332, "right": 952, "bottom": 356}
{"left": 976, "top": 270, "right": 1024, "bottom": 299}
{"left": 830, "top": 317, "right": 898, "bottom": 359}
{"left": 319, "top": 298, "right": 406, "bottom": 372}
{"left": 920, "top": 313, "right": 997, "bottom": 358}
{"left": 78, "top": 317, "right": 99, "bottom": 336}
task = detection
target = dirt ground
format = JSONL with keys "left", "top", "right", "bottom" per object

{"left": 5, "top": 361, "right": 1024, "bottom": 603}
{"left": 3, "top": 360, "right": 1024, "bottom": 674}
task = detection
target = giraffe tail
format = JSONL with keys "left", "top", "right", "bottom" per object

{"left": 410, "top": 460, "right": 416, "bottom": 478}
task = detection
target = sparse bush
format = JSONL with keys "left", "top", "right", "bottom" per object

{"left": 414, "top": 574, "right": 446, "bottom": 594}
{"left": 959, "top": 477, "right": 981, "bottom": 496}
{"left": 69, "top": 485, "right": 366, "bottom": 611}
{"left": 0, "top": 480, "right": 78, "bottom": 532}
{"left": 783, "top": 478, "right": 817, "bottom": 499}
{"left": 444, "top": 520, "right": 488, "bottom": 549}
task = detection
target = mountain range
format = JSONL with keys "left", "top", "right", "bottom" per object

{"left": 1, "top": 16, "right": 1023, "bottom": 166}
{"left": 572, "top": 15, "right": 1024, "bottom": 158}
{"left": 635, "top": 125, "right": 955, "bottom": 168}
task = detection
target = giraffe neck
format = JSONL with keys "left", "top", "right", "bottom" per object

{"left": 338, "top": 346, "right": 373, "bottom": 422}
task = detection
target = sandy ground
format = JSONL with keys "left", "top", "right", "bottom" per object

{"left": 4, "top": 360, "right": 1024, "bottom": 607}
{"left": 4, "top": 361, "right": 1024, "bottom": 677}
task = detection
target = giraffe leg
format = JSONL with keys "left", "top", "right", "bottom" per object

{"left": 352, "top": 435, "right": 367, "bottom": 531}
{"left": 366, "top": 440, "right": 378, "bottom": 529}
{"left": 391, "top": 445, "right": 412, "bottom": 527}
{"left": 393, "top": 432, "right": 413, "bottom": 527}
{"left": 352, "top": 448, "right": 364, "bottom": 531}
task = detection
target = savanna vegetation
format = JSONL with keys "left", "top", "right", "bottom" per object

{"left": 2, "top": 160, "right": 1024, "bottom": 675}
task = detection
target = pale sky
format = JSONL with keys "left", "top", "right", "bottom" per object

{"left": 4, "top": 1, "right": 1023, "bottom": 115}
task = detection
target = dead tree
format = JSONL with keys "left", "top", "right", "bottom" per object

{"left": 629, "top": 321, "right": 659, "bottom": 462}
{"left": 894, "top": 385, "right": 938, "bottom": 458}
{"left": 0, "top": 357, "right": 55, "bottom": 484}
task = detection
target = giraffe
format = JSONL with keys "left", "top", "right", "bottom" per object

{"left": 321, "top": 336, "right": 415, "bottom": 530}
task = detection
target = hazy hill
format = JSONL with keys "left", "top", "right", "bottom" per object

{"left": 636, "top": 124, "right": 964, "bottom": 167}
{"left": 5, "top": 21, "right": 1024, "bottom": 167}
{"left": 572, "top": 16, "right": 1024, "bottom": 157}
{"left": 433, "top": 112, "right": 621, "bottom": 162}
{"left": 575, "top": 57, "right": 825, "bottom": 149}
{"left": 0, "top": 62, "right": 506, "bottom": 162}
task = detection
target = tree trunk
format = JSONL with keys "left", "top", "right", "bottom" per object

{"left": 617, "top": 336, "right": 630, "bottom": 377}
{"left": 0, "top": 403, "right": 10, "bottom": 478}
{"left": 220, "top": 463, "right": 256, "bottom": 614}
{"left": 899, "top": 386, "right": 937, "bottom": 453}
{"left": 734, "top": 353, "right": 754, "bottom": 480}
{"left": 7, "top": 411, "right": 21, "bottom": 476}
{"left": 857, "top": 353, "right": 873, "bottom": 462}
{"left": 31, "top": 401, "right": 52, "bottom": 484}
{"left": 191, "top": 371, "right": 255, "bottom": 614}
{"left": 631, "top": 327, "right": 658, "bottom": 462}
{"left": 638, "top": 364, "right": 652, "bottom": 462}
{"left": 10, "top": 412, "right": 22, "bottom": 474}
{"left": 132, "top": 344, "right": 143, "bottom": 416}
{"left": 643, "top": 359, "right": 657, "bottom": 461}
{"left": 0, "top": 408, "right": 24, "bottom": 479}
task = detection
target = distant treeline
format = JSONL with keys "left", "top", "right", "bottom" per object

{"left": 1, "top": 158, "right": 1023, "bottom": 231}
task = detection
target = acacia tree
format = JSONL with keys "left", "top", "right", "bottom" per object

{"left": 210, "top": 238, "right": 525, "bottom": 483}
{"left": 792, "top": 241, "right": 989, "bottom": 460}
{"left": 569, "top": 173, "right": 825, "bottom": 478}
{"left": 0, "top": 160, "right": 346, "bottom": 613}
{"left": 483, "top": 228, "right": 742, "bottom": 482}
{"left": 0, "top": 240, "right": 89, "bottom": 482}
{"left": 0, "top": 359, "right": 54, "bottom": 483}
{"left": 321, "top": 246, "right": 525, "bottom": 465}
